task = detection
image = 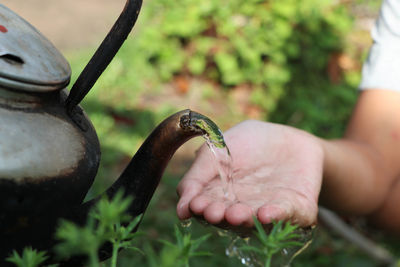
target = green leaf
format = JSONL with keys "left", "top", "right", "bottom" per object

{"left": 253, "top": 216, "right": 268, "bottom": 243}
{"left": 6, "top": 248, "right": 48, "bottom": 267}
{"left": 124, "top": 246, "right": 145, "bottom": 255}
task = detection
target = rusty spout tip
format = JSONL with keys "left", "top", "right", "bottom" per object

{"left": 179, "top": 111, "right": 191, "bottom": 129}
{"left": 179, "top": 109, "right": 205, "bottom": 134}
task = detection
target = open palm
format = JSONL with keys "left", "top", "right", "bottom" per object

{"left": 177, "top": 120, "right": 324, "bottom": 227}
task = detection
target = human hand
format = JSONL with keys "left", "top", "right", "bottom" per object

{"left": 176, "top": 120, "right": 324, "bottom": 227}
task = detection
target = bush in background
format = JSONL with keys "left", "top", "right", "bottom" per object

{"left": 135, "top": 0, "right": 356, "bottom": 116}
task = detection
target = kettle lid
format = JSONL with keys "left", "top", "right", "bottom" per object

{"left": 0, "top": 4, "right": 71, "bottom": 92}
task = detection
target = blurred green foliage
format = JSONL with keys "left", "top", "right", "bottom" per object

{"left": 146, "top": 225, "right": 211, "bottom": 267}
{"left": 134, "top": 0, "right": 356, "bottom": 115}
{"left": 54, "top": 191, "right": 142, "bottom": 267}
{"left": 6, "top": 248, "right": 49, "bottom": 267}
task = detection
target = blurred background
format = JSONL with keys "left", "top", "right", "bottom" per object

{"left": 5, "top": 0, "right": 400, "bottom": 266}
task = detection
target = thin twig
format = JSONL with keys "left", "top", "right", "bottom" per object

{"left": 318, "top": 206, "right": 396, "bottom": 266}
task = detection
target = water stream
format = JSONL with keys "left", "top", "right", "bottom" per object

{"left": 192, "top": 115, "right": 236, "bottom": 200}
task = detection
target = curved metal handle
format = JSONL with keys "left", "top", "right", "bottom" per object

{"left": 65, "top": 0, "right": 142, "bottom": 112}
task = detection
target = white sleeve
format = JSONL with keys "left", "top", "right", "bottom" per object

{"left": 359, "top": 0, "right": 400, "bottom": 91}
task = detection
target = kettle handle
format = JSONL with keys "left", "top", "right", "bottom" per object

{"left": 65, "top": 0, "right": 142, "bottom": 113}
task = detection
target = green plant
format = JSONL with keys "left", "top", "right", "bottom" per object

{"left": 142, "top": 225, "right": 211, "bottom": 267}
{"left": 54, "top": 191, "right": 142, "bottom": 267}
{"left": 240, "top": 218, "right": 303, "bottom": 267}
{"left": 6, "top": 247, "right": 51, "bottom": 267}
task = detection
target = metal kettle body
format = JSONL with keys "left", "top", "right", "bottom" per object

{"left": 0, "top": 88, "right": 100, "bottom": 261}
{"left": 0, "top": 3, "right": 101, "bottom": 254}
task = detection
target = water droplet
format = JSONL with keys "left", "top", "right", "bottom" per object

{"left": 180, "top": 219, "right": 192, "bottom": 228}
{"left": 220, "top": 225, "right": 314, "bottom": 267}
{"left": 217, "top": 229, "right": 230, "bottom": 237}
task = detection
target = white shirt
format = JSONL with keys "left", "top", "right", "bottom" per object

{"left": 359, "top": 0, "right": 400, "bottom": 91}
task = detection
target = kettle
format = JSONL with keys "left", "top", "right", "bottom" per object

{"left": 0, "top": 0, "right": 209, "bottom": 265}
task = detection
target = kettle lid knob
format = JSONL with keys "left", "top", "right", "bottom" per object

{"left": 0, "top": 4, "right": 71, "bottom": 93}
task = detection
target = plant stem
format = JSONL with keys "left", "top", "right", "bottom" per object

{"left": 265, "top": 256, "right": 272, "bottom": 267}
{"left": 265, "top": 251, "right": 274, "bottom": 267}
{"left": 89, "top": 249, "right": 100, "bottom": 267}
{"left": 110, "top": 243, "right": 120, "bottom": 267}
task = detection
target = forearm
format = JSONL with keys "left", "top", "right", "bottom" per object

{"left": 319, "top": 138, "right": 393, "bottom": 215}
{"left": 318, "top": 90, "right": 400, "bottom": 217}
{"left": 317, "top": 0, "right": 400, "bottom": 231}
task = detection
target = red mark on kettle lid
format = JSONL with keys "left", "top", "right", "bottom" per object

{"left": 0, "top": 25, "right": 7, "bottom": 33}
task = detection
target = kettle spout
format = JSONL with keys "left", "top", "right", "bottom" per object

{"left": 106, "top": 109, "right": 205, "bottom": 216}
{"left": 63, "top": 109, "right": 208, "bottom": 264}
{"left": 79, "top": 109, "right": 206, "bottom": 222}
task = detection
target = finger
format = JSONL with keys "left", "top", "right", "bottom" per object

{"left": 177, "top": 178, "right": 203, "bottom": 199}
{"left": 177, "top": 198, "right": 193, "bottom": 220}
{"left": 189, "top": 195, "right": 211, "bottom": 215}
{"left": 176, "top": 144, "right": 219, "bottom": 220}
{"left": 203, "top": 202, "right": 226, "bottom": 224}
{"left": 225, "top": 203, "right": 253, "bottom": 226}
{"left": 257, "top": 202, "right": 292, "bottom": 224}
{"left": 176, "top": 181, "right": 203, "bottom": 220}
{"left": 181, "top": 145, "right": 218, "bottom": 184}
